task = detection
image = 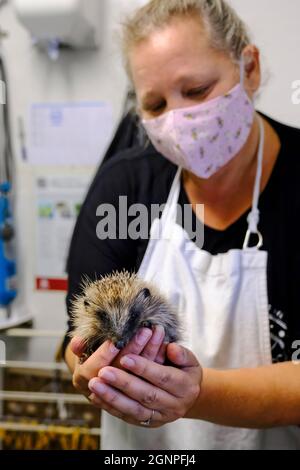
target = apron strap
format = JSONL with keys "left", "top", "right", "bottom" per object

{"left": 243, "top": 116, "right": 265, "bottom": 250}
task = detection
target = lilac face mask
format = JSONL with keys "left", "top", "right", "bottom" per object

{"left": 142, "top": 60, "right": 255, "bottom": 179}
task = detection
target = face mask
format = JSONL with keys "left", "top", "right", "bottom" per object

{"left": 142, "top": 59, "right": 255, "bottom": 179}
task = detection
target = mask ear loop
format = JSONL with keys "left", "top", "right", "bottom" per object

{"left": 239, "top": 54, "right": 255, "bottom": 94}
{"left": 240, "top": 55, "right": 245, "bottom": 86}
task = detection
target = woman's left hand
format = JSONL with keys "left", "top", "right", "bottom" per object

{"left": 88, "top": 343, "right": 202, "bottom": 428}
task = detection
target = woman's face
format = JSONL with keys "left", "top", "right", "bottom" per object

{"left": 129, "top": 16, "right": 257, "bottom": 120}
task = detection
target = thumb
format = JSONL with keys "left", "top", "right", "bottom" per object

{"left": 167, "top": 343, "right": 200, "bottom": 368}
{"left": 70, "top": 336, "right": 86, "bottom": 357}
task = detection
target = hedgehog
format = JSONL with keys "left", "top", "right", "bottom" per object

{"left": 69, "top": 271, "right": 181, "bottom": 362}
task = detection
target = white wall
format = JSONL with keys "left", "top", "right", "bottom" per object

{"left": 0, "top": 0, "right": 299, "bottom": 339}
{"left": 230, "top": 0, "right": 300, "bottom": 127}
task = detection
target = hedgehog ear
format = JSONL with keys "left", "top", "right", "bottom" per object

{"left": 84, "top": 299, "right": 90, "bottom": 308}
{"left": 136, "top": 288, "right": 151, "bottom": 302}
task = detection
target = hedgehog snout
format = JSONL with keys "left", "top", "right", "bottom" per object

{"left": 110, "top": 326, "right": 131, "bottom": 350}
{"left": 111, "top": 323, "right": 139, "bottom": 350}
{"left": 114, "top": 339, "right": 127, "bottom": 350}
{"left": 111, "top": 331, "right": 131, "bottom": 350}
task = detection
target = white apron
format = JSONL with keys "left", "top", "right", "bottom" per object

{"left": 102, "top": 117, "right": 300, "bottom": 450}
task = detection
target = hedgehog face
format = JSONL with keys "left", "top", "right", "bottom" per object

{"left": 71, "top": 271, "right": 180, "bottom": 357}
{"left": 82, "top": 287, "right": 152, "bottom": 350}
{"left": 113, "top": 288, "right": 151, "bottom": 348}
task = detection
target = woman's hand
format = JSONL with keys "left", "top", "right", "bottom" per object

{"left": 71, "top": 326, "right": 166, "bottom": 400}
{"left": 88, "top": 343, "right": 202, "bottom": 428}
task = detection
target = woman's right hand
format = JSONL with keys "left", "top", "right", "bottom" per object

{"left": 70, "top": 326, "right": 166, "bottom": 402}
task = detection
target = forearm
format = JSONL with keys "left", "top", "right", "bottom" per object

{"left": 187, "top": 362, "right": 300, "bottom": 428}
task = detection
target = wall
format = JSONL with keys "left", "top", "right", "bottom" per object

{"left": 0, "top": 0, "right": 299, "bottom": 339}
{"left": 231, "top": 0, "right": 300, "bottom": 126}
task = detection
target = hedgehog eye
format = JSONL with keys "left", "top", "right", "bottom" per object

{"left": 84, "top": 300, "right": 90, "bottom": 308}
{"left": 130, "top": 306, "right": 141, "bottom": 320}
{"left": 97, "top": 309, "right": 108, "bottom": 322}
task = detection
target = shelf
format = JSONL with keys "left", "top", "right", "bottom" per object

{"left": 0, "top": 390, "right": 86, "bottom": 404}
{"left": 0, "top": 422, "right": 101, "bottom": 436}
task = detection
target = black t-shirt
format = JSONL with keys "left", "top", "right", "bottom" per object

{"left": 63, "top": 113, "right": 300, "bottom": 363}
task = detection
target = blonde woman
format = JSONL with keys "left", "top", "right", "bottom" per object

{"left": 63, "top": 0, "right": 300, "bottom": 450}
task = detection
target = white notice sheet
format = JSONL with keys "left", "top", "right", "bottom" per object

{"left": 29, "top": 102, "right": 113, "bottom": 166}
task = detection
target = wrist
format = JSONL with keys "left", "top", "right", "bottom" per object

{"left": 185, "top": 367, "right": 213, "bottom": 420}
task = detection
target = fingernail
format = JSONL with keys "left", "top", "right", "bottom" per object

{"left": 152, "top": 326, "right": 165, "bottom": 345}
{"left": 89, "top": 380, "right": 107, "bottom": 395}
{"left": 120, "top": 356, "right": 136, "bottom": 368}
{"left": 110, "top": 342, "right": 119, "bottom": 354}
{"left": 136, "top": 328, "right": 152, "bottom": 346}
{"left": 100, "top": 370, "right": 115, "bottom": 382}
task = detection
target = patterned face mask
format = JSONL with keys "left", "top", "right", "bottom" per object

{"left": 142, "top": 59, "right": 255, "bottom": 179}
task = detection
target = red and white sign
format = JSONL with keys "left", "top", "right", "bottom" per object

{"left": 36, "top": 277, "right": 68, "bottom": 292}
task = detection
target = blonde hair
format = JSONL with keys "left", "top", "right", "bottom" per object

{"left": 122, "top": 0, "right": 251, "bottom": 78}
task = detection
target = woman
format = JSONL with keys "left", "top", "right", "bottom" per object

{"left": 63, "top": 0, "right": 300, "bottom": 450}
